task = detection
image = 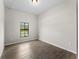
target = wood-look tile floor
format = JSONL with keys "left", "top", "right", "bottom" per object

{"left": 1, "top": 40, "right": 76, "bottom": 59}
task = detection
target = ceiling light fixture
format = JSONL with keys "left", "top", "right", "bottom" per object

{"left": 32, "top": 0, "right": 38, "bottom": 5}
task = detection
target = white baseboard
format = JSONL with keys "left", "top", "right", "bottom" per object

{"left": 5, "top": 39, "right": 38, "bottom": 46}
{"left": 40, "top": 40, "right": 77, "bottom": 54}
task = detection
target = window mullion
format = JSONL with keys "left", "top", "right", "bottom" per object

{"left": 24, "top": 23, "right": 25, "bottom": 37}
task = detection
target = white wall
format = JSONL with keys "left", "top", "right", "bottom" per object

{"left": 38, "top": 0, "right": 77, "bottom": 54}
{"left": 5, "top": 8, "right": 38, "bottom": 45}
{"left": 0, "top": 0, "right": 4, "bottom": 57}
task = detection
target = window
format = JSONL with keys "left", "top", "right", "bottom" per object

{"left": 20, "top": 22, "right": 29, "bottom": 37}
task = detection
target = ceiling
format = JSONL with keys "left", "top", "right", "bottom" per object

{"left": 5, "top": 0, "right": 64, "bottom": 15}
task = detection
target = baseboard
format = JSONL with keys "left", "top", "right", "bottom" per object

{"left": 40, "top": 40, "right": 77, "bottom": 54}
{"left": 5, "top": 39, "right": 38, "bottom": 46}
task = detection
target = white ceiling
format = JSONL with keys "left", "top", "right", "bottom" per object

{"left": 5, "top": 0, "right": 64, "bottom": 15}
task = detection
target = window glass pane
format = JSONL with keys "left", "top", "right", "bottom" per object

{"left": 20, "top": 22, "right": 29, "bottom": 37}
{"left": 25, "top": 26, "right": 29, "bottom": 29}
{"left": 20, "top": 33, "right": 24, "bottom": 37}
{"left": 24, "top": 33, "right": 29, "bottom": 37}
{"left": 20, "top": 29, "right": 24, "bottom": 33}
{"left": 21, "top": 22, "right": 24, "bottom": 25}
{"left": 25, "top": 23, "right": 28, "bottom": 25}
{"left": 21, "top": 25, "right": 24, "bottom": 29}
{"left": 25, "top": 26, "right": 28, "bottom": 29}
{"left": 25, "top": 30, "right": 28, "bottom": 33}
